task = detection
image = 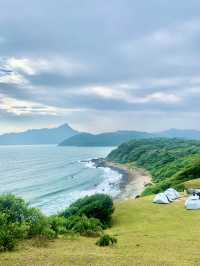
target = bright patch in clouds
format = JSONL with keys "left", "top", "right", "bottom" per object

{"left": 5, "top": 57, "right": 87, "bottom": 76}
{"left": 85, "top": 86, "right": 181, "bottom": 105}
{"left": 0, "top": 94, "right": 81, "bottom": 116}
{"left": 0, "top": 72, "right": 27, "bottom": 85}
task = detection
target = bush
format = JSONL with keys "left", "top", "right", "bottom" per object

{"left": 61, "top": 194, "right": 114, "bottom": 227}
{"left": 65, "top": 215, "right": 103, "bottom": 236}
{"left": 0, "top": 194, "right": 29, "bottom": 223}
{"left": 0, "top": 194, "right": 56, "bottom": 244}
{"left": 96, "top": 234, "right": 117, "bottom": 247}
{"left": 26, "top": 208, "right": 55, "bottom": 239}
{"left": 48, "top": 216, "right": 68, "bottom": 236}
{"left": 0, "top": 213, "right": 28, "bottom": 251}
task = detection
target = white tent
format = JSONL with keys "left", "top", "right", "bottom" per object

{"left": 185, "top": 195, "right": 200, "bottom": 210}
{"left": 153, "top": 193, "right": 170, "bottom": 204}
{"left": 166, "top": 188, "right": 180, "bottom": 198}
{"left": 164, "top": 188, "right": 180, "bottom": 201}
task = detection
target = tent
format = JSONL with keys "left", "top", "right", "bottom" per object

{"left": 153, "top": 193, "right": 170, "bottom": 204}
{"left": 164, "top": 188, "right": 180, "bottom": 201}
{"left": 185, "top": 195, "right": 200, "bottom": 210}
{"left": 166, "top": 188, "right": 180, "bottom": 199}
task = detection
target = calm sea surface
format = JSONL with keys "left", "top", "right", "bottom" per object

{"left": 0, "top": 145, "right": 121, "bottom": 214}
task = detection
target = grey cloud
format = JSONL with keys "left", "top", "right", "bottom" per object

{"left": 0, "top": 0, "right": 200, "bottom": 132}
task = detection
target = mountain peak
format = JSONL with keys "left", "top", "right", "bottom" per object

{"left": 0, "top": 123, "right": 78, "bottom": 145}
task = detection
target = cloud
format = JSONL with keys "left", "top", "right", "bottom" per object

{"left": 5, "top": 57, "right": 88, "bottom": 76}
{"left": 0, "top": 93, "right": 82, "bottom": 116}
{"left": 77, "top": 85, "right": 181, "bottom": 105}
{"left": 0, "top": 0, "right": 200, "bottom": 131}
{"left": 0, "top": 72, "right": 27, "bottom": 85}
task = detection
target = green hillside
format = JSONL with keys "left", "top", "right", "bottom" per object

{"left": 59, "top": 131, "right": 153, "bottom": 146}
{"left": 1, "top": 196, "right": 200, "bottom": 266}
{"left": 107, "top": 138, "right": 200, "bottom": 194}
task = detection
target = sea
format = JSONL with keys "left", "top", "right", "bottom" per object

{"left": 0, "top": 145, "right": 122, "bottom": 215}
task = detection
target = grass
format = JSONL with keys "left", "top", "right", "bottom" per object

{"left": 184, "top": 178, "right": 200, "bottom": 189}
{"left": 1, "top": 196, "right": 200, "bottom": 266}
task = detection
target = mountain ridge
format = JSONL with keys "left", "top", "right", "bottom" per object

{"left": 0, "top": 123, "right": 78, "bottom": 145}
{"left": 59, "top": 128, "right": 200, "bottom": 146}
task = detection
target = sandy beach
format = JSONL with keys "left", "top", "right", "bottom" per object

{"left": 92, "top": 158, "right": 152, "bottom": 200}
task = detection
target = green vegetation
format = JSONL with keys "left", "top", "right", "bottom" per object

{"left": 61, "top": 194, "right": 114, "bottom": 228}
{"left": 107, "top": 138, "right": 200, "bottom": 194}
{"left": 0, "top": 194, "right": 114, "bottom": 252}
{"left": 1, "top": 196, "right": 200, "bottom": 265}
{"left": 96, "top": 234, "right": 117, "bottom": 247}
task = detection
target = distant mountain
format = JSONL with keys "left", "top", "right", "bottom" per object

{"left": 59, "top": 128, "right": 200, "bottom": 147}
{"left": 59, "top": 131, "right": 154, "bottom": 147}
{"left": 157, "top": 129, "right": 200, "bottom": 140}
{"left": 0, "top": 124, "right": 78, "bottom": 145}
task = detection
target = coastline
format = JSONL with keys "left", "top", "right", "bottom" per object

{"left": 91, "top": 158, "right": 152, "bottom": 200}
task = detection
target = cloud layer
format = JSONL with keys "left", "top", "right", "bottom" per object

{"left": 0, "top": 0, "right": 200, "bottom": 133}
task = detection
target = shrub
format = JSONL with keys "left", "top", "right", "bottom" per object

{"left": 0, "top": 195, "right": 56, "bottom": 242}
{"left": 61, "top": 194, "right": 114, "bottom": 227}
{"left": 0, "top": 213, "right": 28, "bottom": 251}
{"left": 48, "top": 216, "right": 67, "bottom": 236}
{"left": 26, "top": 208, "right": 55, "bottom": 239}
{"left": 65, "top": 215, "right": 103, "bottom": 236}
{"left": 96, "top": 234, "right": 117, "bottom": 247}
{"left": 0, "top": 194, "right": 29, "bottom": 223}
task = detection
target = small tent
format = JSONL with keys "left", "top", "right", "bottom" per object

{"left": 164, "top": 188, "right": 180, "bottom": 201}
{"left": 166, "top": 188, "right": 180, "bottom": 198}
{"left": 153, "top": 193, "right": 170, "bottom": 204}
{"left": 185, "top": 195, "right": 200, "bottom": 210}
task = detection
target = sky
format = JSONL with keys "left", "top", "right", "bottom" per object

{"left": 0, "top": 0, "right": 200, "bottom": 134}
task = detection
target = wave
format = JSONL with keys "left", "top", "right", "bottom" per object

{"left": 77, "top": 161, "right": 122, "bottom": 198}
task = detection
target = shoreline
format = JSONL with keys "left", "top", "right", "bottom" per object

{"left": 91, "top": 158, "right": 152, "bottom": 201}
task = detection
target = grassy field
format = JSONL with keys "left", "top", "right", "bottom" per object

{"left": 1, "top": 196, "right": 200, "bottom": 266}
{"left": 184, "top": 178, "right": 200, "bottom": 189}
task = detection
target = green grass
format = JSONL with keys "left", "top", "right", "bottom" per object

{"left": 184, "top": 178, "right": 200, "bottom": 189}
{"left": 1, "top": 196, "right": 200, "bottom": 265}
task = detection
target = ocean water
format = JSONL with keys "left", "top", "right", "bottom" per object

{"left": 0, "top": 145, "right": 121, "bottom": 215}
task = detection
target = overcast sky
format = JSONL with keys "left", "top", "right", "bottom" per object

{"left": 0, "top": 0, "right": 200, "bottom": 133}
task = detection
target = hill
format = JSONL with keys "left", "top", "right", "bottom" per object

{"left": 1, "top": 196, "right": 200, "bottom": 265}
{"left": 157, "top": 128, "right": 200, "bottom": 140}
{"left": 107, "top": 138, "right": 200, "bottom": 194}
{"left": 0, "top": 123, "right": 78, "bottom": 145}
{"left": 59, "top": 131, "right": 153, "bottom": 146}
{"left": 59, "top": 129, "right": 200, "bottom": 147}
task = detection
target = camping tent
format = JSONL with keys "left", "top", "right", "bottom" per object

{"left": 164, "top": 188, "right": 180, "bottom": 201}
{"left": 153, "top": 193, "right": 170, "bottom": 204}
{"left": 166, "top": 188, "right": 180, "bottom": 199}
{"left": 185, "top": 195, "right": 200, "bottom": 210}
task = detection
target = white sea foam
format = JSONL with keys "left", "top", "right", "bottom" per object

{"left": 74, "top": 161, "right": 122, "bottom": 197}
{"left": 84, "top": 161, "right": 96, "bottom": 168}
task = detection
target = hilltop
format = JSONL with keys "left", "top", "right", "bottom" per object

{"left": 0, "top": 123, "right": 78, "bottom": 145}
{"left": 1, "top": 196, "right": 200, "bottom": 266}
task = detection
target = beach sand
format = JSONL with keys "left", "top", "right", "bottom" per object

{"left": 92, "top": 158, "right": 152, "bottom": 200}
